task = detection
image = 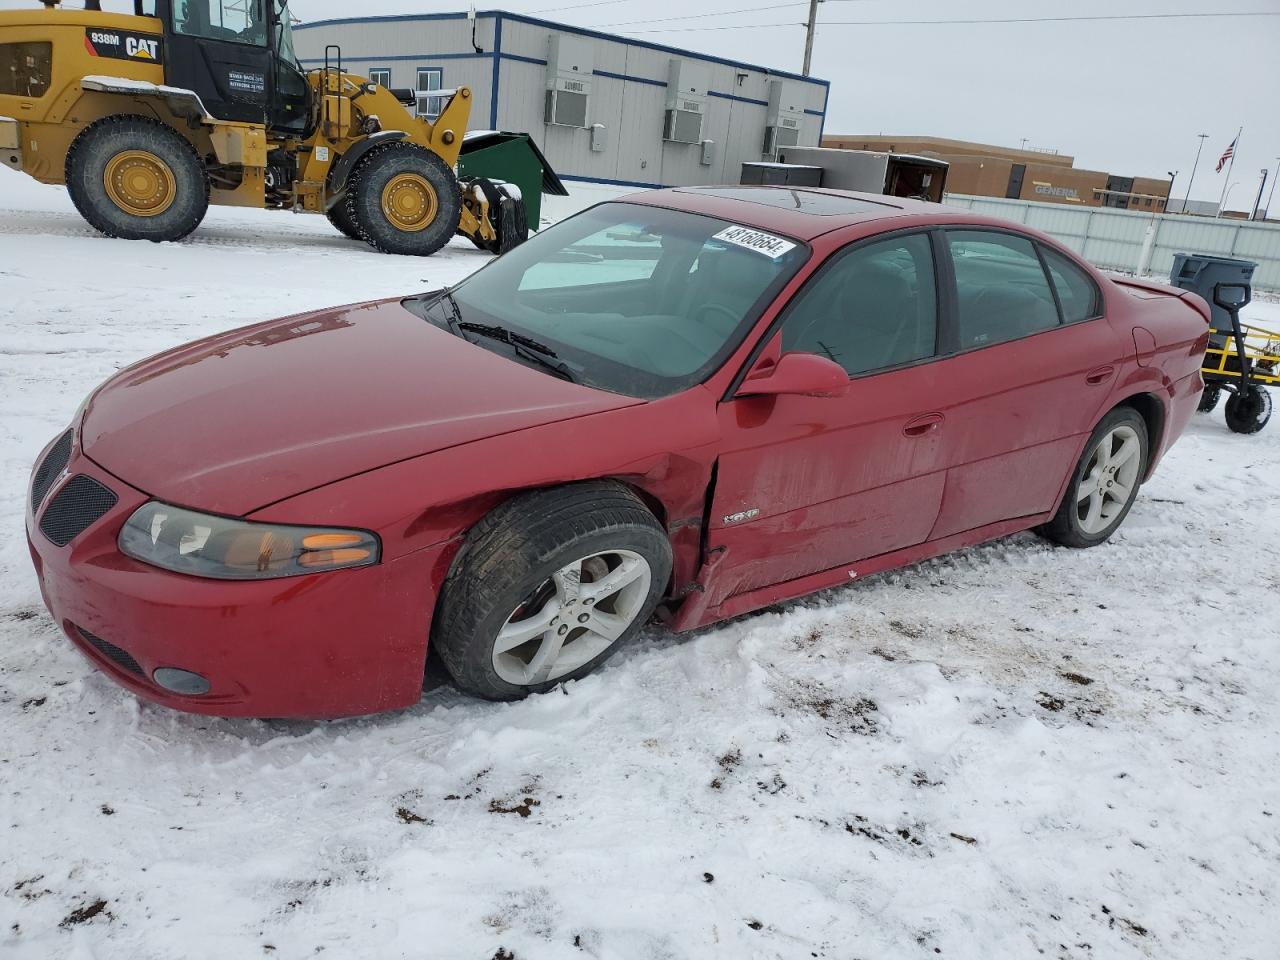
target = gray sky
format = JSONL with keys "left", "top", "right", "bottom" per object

{"left": 7, "top": 0, "right": 1278, "bottom": 208}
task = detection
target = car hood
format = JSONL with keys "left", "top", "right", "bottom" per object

{"left": 81, "top": 298, "right": 641, "bottom": 515}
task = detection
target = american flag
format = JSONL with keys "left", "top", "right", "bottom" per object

{"left": 1216, "top": 135, "right": 1237, "bottom": 173}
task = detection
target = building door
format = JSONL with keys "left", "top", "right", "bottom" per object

{"left": 1005, "top": 163, "right": 1026, "bottom": 199}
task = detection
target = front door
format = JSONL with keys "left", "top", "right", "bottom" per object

{"left": 162, "top": 0, "right": 272, "bottom": 124}
{"left": 708, "top": 230, "right": 949, "bottom": 602}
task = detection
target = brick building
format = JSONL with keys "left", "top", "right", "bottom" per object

{"left": 821, "top": 135, "right": 1172, "bottom": 212}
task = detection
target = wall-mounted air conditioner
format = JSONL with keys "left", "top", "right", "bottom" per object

{"left": 663, "top": 58, "right": 711, "bottom": 144}
{"left": 763, "top": 78, "right": 806, "bottom": 158}
{"left": 545, "top": 34, "right": 593, "bottom": 128}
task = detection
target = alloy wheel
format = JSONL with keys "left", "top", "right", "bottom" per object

{"left": 492, "top": 549, "right": 652, "bottom": 686}
{"left": 1075, "top": 424, "right": 1141, "bottom": 535}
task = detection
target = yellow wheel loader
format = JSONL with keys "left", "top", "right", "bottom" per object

{"left": 0, "top": 0, "right": 548, "bottom": 255}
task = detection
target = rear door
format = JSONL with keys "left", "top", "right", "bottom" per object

{"left": 162, "top": 0, "right": 272, "bottom": 124}
{"left": 927, "top": 229, "right": 1121, "bottom": 539}
{"left": 707, "top": 229, "right": 949, "bottom": 602}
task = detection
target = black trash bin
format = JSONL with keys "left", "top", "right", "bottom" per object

{"left": 1169, "top": 253, "right": 1257, "bottom": 343}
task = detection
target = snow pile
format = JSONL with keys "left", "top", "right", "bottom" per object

{"left": 1, "top": 169, "right": 1279, "bottom": 959}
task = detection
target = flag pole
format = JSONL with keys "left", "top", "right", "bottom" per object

{"left": 1217, "top": 126, "right": 1242, "bottom": 218}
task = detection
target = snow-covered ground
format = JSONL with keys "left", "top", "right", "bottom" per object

{"left": 2, "top": 170, "right": 1279, "bottom": 960}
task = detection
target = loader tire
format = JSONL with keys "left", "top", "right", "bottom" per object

{"left": 325, "top": 202, "right": 363, "bottom": 241}
{"left": 344, "top": 142, "right": 461, "bottom": 256}
{"left": 66, "top": 116, "right": 208, "bottom": 242}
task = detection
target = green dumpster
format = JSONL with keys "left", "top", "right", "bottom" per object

{"left": 458, "top": 132, "right": 568, "bottom": 228}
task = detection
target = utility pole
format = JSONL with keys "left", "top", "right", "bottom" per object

{"left": 1251, "top": 168, "right": 1268, "bottom": 221}
{"left": 1181, "top": 133, "right": 1209, "bottom": 214}
{"left": 1266, "top": 157, "right": 1280, "bottom": 222}
{"left": 802, "top": 0, "right": 820, "bottom": 76}
{"left": 1166, "top": 170, "right": 1177, "bottom": 211}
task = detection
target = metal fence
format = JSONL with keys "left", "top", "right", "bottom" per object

{"left": 943, "top": 194, "right": 1280, "bottom": 293}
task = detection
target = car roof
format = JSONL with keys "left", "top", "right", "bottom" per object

{"left": 617, "top": 185, "right": 948, "bottom": 241}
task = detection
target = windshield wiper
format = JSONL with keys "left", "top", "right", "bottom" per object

{"left": 429, "top": 287, "right": 466, "bottom": 338}
{"left": 457, "top": 322, "right": 576, "bottom": 382}
{"left": 457, "top": 321, "right": 559, "bottom": 357}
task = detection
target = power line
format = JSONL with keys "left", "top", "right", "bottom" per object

{"left": 524, "top": 0, "right": 631, "bottom": 14}
{"left": 589, "top": 0, "right": 886, "bottom": 29}
{"left": 619, "top": 10, "right": 1280, "bottom": 34}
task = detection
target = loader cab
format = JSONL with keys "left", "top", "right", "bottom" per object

{"left": 158, "top": 0, "right": 309, "bottom": 133}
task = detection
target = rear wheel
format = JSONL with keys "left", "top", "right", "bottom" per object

{"left": 325, "top": 201, "right": 363, "bottom": 241}
{"left": 433, "top": 482, "right": 672, "bottom": 700}
{"left": 1037, "top": 406, "right": 1148, "bottom": 548}
{"left": 344, "top": 142, "right": 461, "bottom": 256}
{"left": 65, "top": 116, "right": 208, "bottom": 242}
{"left": 1224, "top": 384, "right": 1272, "bottom": 435}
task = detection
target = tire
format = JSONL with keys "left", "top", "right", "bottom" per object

{"left": 343, "top": 142, "right": 461, "bottom": 256}
{"left": 1037, "top": 406, "right": 1149, "bottom": 549}
{"left": 433, "top": 482, "right": 672, "bottom": 700}
{"left": 65, "top": 115, "right": 208, "bottom": 242}
{"left": 1224, "top": 384, "right": 1272, "bottom": 435}
{"left": 325, "top": 202, "right": 363, "bottom": 241}
{"left": 1197, "top": 384, "right": 1222, "bottom": 413}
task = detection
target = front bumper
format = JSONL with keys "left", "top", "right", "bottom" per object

{"left": 26, "top": 432, "right": 450, "bottom": 718}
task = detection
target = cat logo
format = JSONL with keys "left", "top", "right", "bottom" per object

{"left": 84, "top": 28, "right": 165, "bottom": 65}
{"left": 126, "top": 37, "right": 160, "bottom": 60}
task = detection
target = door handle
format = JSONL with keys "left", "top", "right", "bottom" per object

{"left": 903, "top": 412, "right": 944, "bottom": 437}
{"left": 1085, "top": 365, "right": 1115, "bottom": 385}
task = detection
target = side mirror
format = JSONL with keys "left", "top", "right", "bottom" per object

{"left": 1213, "top": 282, "right": 1250, "bottom": 312}
{"left": 737, "top": 352, "right": 849, "bottom": 399}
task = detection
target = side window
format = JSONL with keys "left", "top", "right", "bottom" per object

{"left": 780, "top": 233, "right": 938, "bottom": 377}
{"left": 173, "top": 0, "right": 267, "bottom": 45}
{"left": 416, "top": 67, "right": 443, "bottom": 120}
{"left": 1041, "top": 246, "right": 1101, "bottom": 323}
{"left": 0, "top": 42, "right": 51, "bottom": 97}
{"left": 948, "top": 230, "right": 1060, "bottom": 348}
{"left": 367, "top": 68, "right": 391, "bottom": 89}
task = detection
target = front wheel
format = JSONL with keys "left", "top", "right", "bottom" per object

{"left": 65, "top": 115, "right": 208, "bottom": 242}
{"left": 1037, "top": 406, "right": 1148, "bottom": 548}
{"left": 433, "top": 483, "right": 672, "bottom": 700}
{"left": 344, "top": 142, "right": 461, "bottom": 256}
{"left": 1224, "top": 384, "right": 1272, "bottom": 435}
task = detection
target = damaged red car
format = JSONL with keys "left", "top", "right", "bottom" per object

{"left": 26, "top": 187, "right": 1212, "bottom": 716}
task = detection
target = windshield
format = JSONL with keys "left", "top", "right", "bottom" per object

{"left": 416, "top": 203, "right": 808, "bottom": 398}
{"left": 274, "top": 0, "right": 299, "bottom": 65}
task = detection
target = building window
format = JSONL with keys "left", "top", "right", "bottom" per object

{"left": 416, "top": 67, "right": 444, "bottom": 121}
{"left": 367, "top": 68, "right": 390, "bottom": 89}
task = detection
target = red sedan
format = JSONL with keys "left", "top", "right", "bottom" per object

{"left": 26, "top": 188, "right": 1211, "bottom": 716}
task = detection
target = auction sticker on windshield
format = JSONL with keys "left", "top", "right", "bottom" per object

{"left": 712, "top": 225, "right": 797, "bottom": 259}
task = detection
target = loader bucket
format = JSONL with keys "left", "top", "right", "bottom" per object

{"left": 457, "top": 132, "right": 568, "bottom": 229}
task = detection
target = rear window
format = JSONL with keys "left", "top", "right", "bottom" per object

{"left": 1041, "top": 246, "right": 1102, "bottom": 322}
{"left": 947, "top": 230, "right": 1060, "bottom": 348}
{"left": 0, "top": 42, "right": 52, "bottom": 98}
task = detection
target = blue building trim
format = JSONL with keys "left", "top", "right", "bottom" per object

{"left": 299, "top": 52, "right": 487, "bottom": 64}
{"left": 489, "top": 13, "right": 503, "bottom": 129}
{"left": 294, "top": 9, "right": 830, "bottom": 90}
{"left": 593, "top": 68, "right": 665, "bottom": 88}
{"left": 707, "top": 90, "right": 768, "bottom": 108}
{"left": 501, "top": 52, "right": 547, "bottom": 67}
{"left": 561, "top": 174, "right": 664, "bottom": 190}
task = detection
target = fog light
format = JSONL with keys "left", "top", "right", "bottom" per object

{"left": 153, "top": 667, "right": 210, "bottom": 696}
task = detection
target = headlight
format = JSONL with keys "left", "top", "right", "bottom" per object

{"left": 118, "top": 502, "right": 380, "bottom": 580}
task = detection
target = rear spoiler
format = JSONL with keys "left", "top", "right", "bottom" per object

{"left": 1112, "top": 276, "right": 1212, "bottom": 324}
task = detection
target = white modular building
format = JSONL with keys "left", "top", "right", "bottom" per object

{"left": 292, "top": 10, "right": 830, "bottom": 217}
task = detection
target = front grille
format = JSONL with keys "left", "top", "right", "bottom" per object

{"left": 30, "top": 429, "right": 74, "bottom": 515}
{"left": 76, "top": 626, "right": 144, "bottom": 677}
{"left": 39, "top": 475, "right": 118, "bottom": 546}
